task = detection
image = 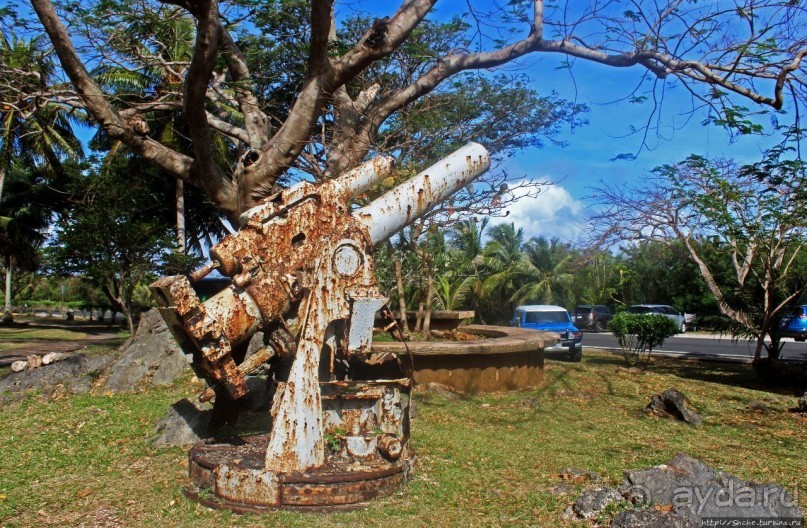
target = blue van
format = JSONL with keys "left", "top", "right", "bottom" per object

{"left": 513, "top": 305, "right": 583, "bottom": 361}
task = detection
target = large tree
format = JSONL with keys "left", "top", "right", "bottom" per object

{"left": 590, "top": 153, "right": 807, "bottom": 362}
{"left": 50, "top": 160, "right": 178, "bottom": 332}
{"left": 5, "top": 0, "right": 804, "bottom": 217}
{"left": 0, "top": 31, "right": 83, "bottom": 320}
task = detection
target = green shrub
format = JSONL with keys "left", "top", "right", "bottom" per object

{"left": 608, "top": 312, "right": 679, "bottom": 366}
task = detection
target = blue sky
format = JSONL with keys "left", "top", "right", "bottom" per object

{"left": 486, "top": 55, "right": 788, "bottom": 244}
{"left": 338, "top": 0, "right": 793, "bottom": 245}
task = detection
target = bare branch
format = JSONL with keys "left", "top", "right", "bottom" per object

{"left": 29, "top": 0, "right": 196, "bottom": 182}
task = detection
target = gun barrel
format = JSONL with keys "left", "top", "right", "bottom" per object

{"left": 337, "top": 155, "right": 394, "bottom": 198}
{"left": 354, "top": 142, "right": 490, "bottom": 245}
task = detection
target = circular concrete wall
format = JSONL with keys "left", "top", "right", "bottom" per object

{"left": 371, "top": 325, "right": 551, "bottom": 393}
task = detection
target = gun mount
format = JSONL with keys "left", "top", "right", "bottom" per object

{"left": 150, "top": 143, "right": 491, "bottom": 510}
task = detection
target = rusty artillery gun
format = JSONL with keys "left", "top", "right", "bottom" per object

{"left": 150, "top": 143, "right": 490, "bottom": 511}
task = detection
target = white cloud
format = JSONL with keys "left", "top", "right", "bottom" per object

{"left": 487, "top": 183, "right": 586, "bottom": 243}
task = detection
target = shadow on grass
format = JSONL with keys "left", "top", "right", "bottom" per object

{"left": 650, "top": 358, "right": 803, "bottom": 397}
{"left": 580, "top": 348, "right": 803, "bottom": 397}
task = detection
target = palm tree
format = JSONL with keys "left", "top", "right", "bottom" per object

{"left": 0, "top": 32, "right": 84, "bottom": 320}
{"left": 1, "top": 32, "right": 83, "bottom": 196}
{"left": 451, "top": 218, "right": 488, "bottom": 263}
{"left": 431, "top": 218, "right": 488, "bottom": 317}
{"left": 478, "top": 223, "right": 530, "bottom": 321}
{"left": 512, "top": 237, "right": 576, "bottom": 306}
{"left": 89, "top": 12, "right": 230, "bottom": 257}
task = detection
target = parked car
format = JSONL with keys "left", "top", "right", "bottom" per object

{"left": 573, "top": 305, "right": 612, "bottom": 332}
{"left": 776, "top": 305, "right": 807, "bottom": 342}
{"left": 513, "top": 305, "right": 583, "bottom": 361}
{"left": 627, "top": 304, "right": 686, "bottom": 333}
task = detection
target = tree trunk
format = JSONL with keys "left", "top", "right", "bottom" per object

{"left": 414, "top": 301, "right": 424, "bottom": 333}
{"left": 753, "top": 336, "right": 766, "bottom": 363}
{"left": 388, "top": 241, "right": 409, "bottom": 333}
{"left": 122, "top": 307, "right": 134, "bottom": 334}
{"left": 2, "top": 254, "right": 12, "bottom": 322}
{"left": 176, "top": 179, "right": 186, "bottom": 253}
{"left": 423, "top": 262, "right": 434, "bottom": 336}
{"left": 100, "top": 282, "right": 126, "bottom": 326}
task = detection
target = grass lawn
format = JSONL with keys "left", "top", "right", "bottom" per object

{"left": 0, "top": 350, "right": 804, "bottom": 527}
{"left": 0, "top": 325, "right": 89, "bottom": 343}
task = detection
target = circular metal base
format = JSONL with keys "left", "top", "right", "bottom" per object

{"left": 186, "top": 434, "right": 416, "bottom": 512}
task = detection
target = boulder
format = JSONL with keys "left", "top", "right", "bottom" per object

{"left": 0, "top": 353, "right": 113, "bottom": 398}
{"left": 620, "top": 453, "right": 802, "bottom": 521}
{"left": 645, "top": 388, "right": 702, "bottom": 425}
{"left": 151, "top": 376, "right": 273, "bottom": 447}
{"left": 105, "top": 308, "right": 190, "bottom": 392}
{"left": 611, "top": 509, "right": 698, "bottom": 528}
{"left": 566, "top": 486, "right": 624, "bottom": 520}
{"left": 798, "top": 392, "right": 807, "bottom": 413}
{"left": 562, "top": 454, "right": 803, "bottom": 526}
{"left": 152, "top": 398, "right": 213, "bottom": 447}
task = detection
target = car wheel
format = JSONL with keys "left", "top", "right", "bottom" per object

{"left": 594, "top": 321, "right": 604, "bottom": 333}
{"left": 568, "top": 346, "right": 582, "bottom": 362}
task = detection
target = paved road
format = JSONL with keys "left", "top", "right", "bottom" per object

{"left": 582, "top": 332, "right": 807, "bottom": 362}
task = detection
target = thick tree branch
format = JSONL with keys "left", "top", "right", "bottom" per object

{"left": 183, "top": 0, "right": 236, "bottom": 208}
{"left": 30, "top": 0, "right": 194, "bottom": 180}
{"left": 205, "top": 112, "right": 251, "bottom": 144}
{"left": 310, "top": 0, "right": 334, "bottom": 74}
{"left": 217, "top": 24, "right": 270, "bottom": 147}
{"left": 333, "top": 0, "right": 437, "bottom": 82}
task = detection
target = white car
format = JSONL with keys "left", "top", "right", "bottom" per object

{"left": 627, "top": 304, "right": 686, "bottom": 333}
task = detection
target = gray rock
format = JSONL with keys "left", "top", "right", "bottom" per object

{"left": 798, "top": 392, "right": 807, "bottom": 412}
{"left": 0, "top": 353, "right": 113, "bottom": 397}
{"left": 611, "top": 509, "right": 698, "bottom": 528}
{"left": 152, "top": 398, "right": 213, "bottom": 447}
{"left": 550, "top": 483, "right": 576, "bottom": 496}
{"left": 560, "top": 506, "right": 579, "bottom": 523}
{"left": 645, "top": 388, "right": 702, "bottom": 425}
{"left": 746, "top": 400, "right": 771, "bottom": 414}
{"left": 572, "top": 486, "right": 625, "bottom": 519}
{"left": 241, "top": 375, "right": 271, "bottom": 412}
{"left": 409, "top": 401, "right": 419, "bottom": 420}
{"left": 620, "top": 453, "right": 802, "bottom": 521}
{"left": 105, "top": 308, "right": 190, "bottom": 392}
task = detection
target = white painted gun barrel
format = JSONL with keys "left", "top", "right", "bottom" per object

{"left": 354, "top": 142, "right": 491, "bottom": 245}
{"left": 337, "top": 155, "right": 394, "bottom": 198}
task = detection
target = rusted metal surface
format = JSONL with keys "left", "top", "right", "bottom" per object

{"left": 186, "top": 446, "right": 413, "bottom": 512}
{"left": 151, "top": 275, "right": 246, "bottom": 399}
{"left": 149, "top": 144, "right": 490, "bottom": 510}
{"left": 187, "top": 379, "right": 415, "bottom": 509}
{"left": 355, "top": 143, "right": 491, "bottom": 244}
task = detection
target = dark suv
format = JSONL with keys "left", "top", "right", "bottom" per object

{"left": 573, "top": 305, "right": 612, "bottom": 332}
